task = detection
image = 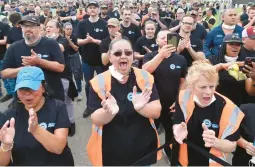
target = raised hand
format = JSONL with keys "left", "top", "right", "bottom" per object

{"left": 173, "top": 122, "right": 188, "bottom": 144}
{"left": 28, "top": 108, "right": 39, "bottom": 133}
{"left": 132, "top": 86, "right": 152, "bottom": 111}
{"left": 202, "top": 123, "right": 216, "bottom": 147}
{"left": 159, "top": 44, "right": 176, "bottom": 59}
{"left": 101, "top": 92, "right": 119, "bottom": 115}
{"left": 21, "top": 49, "right": 40, "bottom": 66}
{"left": 0, "top": 118, "right": 15, "bottom": 144}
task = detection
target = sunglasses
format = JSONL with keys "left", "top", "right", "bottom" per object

{"left": 112, "top": 50, "right": 133, "bottom": 57}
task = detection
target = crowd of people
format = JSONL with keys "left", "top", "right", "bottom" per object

{"left": 0, "top": 0, "right": 254, "bottom": 166}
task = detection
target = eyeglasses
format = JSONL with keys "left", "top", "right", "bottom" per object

{"left": 112, "top": 50, "right": 133, "bottom": 57}
{"left": 101, "top": 7, "right": 108, "bottom": 9}
{"left": 182, "top": 21, "right": 194, "bottom": 26}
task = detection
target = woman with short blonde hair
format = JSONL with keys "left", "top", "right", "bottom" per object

{"left": 172, "top": 60, "right": 244, "bottom": 166}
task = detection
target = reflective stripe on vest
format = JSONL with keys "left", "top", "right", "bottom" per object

{"left": 94, "top": 125, "right": 103, "bottom": 136}
{"left": 97, "top": 73, "right": 106, "bottom": 99}
{"left": 178, "top": 89, "right": 244, "bottom": 167}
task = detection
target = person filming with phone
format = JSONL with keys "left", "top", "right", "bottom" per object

{"left": 176, "top": 15, "right": 205, "bottom": 67}
{"left": 209, "top": 33, "right": 255, "bottom": 106}
{"left": 143, "top": 30, "right": 187, "bottom": 162}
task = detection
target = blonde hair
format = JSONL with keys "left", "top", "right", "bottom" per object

{"left": 185, "top": 60, "right": 219, "bottom": 88}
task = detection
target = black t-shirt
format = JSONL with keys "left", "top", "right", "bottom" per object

{"left": 68, "top": 34, "right": 78, "bottom": 55}
{"left": 140, "top": 9, "right": 148, "bottom": 16}
{"left": 134, "top": 36, "right": 158, "bottom": 55}
{"left": 99, "top": 15, "right": 110, "bottom": 22}
{"left": 121, "top": 23, "right": 142, "bottom": 48}
{"left": 0, "top": 22, "right": 9, "bottom": 60}
{"left": 233, "top": 104, "right": 255, "bottom": 166}
{"left": 39, "top": 15, "right": 46, "bottom": 24}
{"left": 209, "top": 56, "right": 246, "bottom": 107}
{"left": 88, "top": 69, "right": 159, "bottom": 166}
{"left": 2, "top": 37, "right": 65, "bottom": 101}
{"left": 161, "top": 11, "right": 175, "bottom": 27}
{"left": 23, "top": 10, "right": 35, "bottom": 16}
{"left": 143, "top": 51, "right": 187, "bottom": 108}
{"left": 169, "top": 19, "right": 180, "bottom": 29}
{"left": 242, "top": 19, "right": 255, "bottom": 27}
{"left": 60, "top": 10, "right": 71, "bottom": 23}
{"left": 6, "top": 26, "right": 23, "bottom": 45}
{"left": 192, "top": 23, "right": 207, "bottom": 40}
{"left": 177, "top": 34, "right": 203, "bottom": 67}
{"left": 107, "top": 10, "right": 120, "bottom": 19}
{"left": 0, "top": 98, "right": 74, "bottom": 166}
{"left": 56, "top": 35, "right": 72, "bottom": 80}
{"left": 77, "top": 18, "right": 109, "bottom": 65}
{"left": 172, "top": 94, "right": 240, "bottom": 166}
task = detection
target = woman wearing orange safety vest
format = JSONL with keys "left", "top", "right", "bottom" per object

{"left": 172, "top": 60, "right": 244, "bottom": 166}
{"left": 86, "top": 38, "right": 162, "bottom": 166}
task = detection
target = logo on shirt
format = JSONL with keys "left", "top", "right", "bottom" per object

{"left": 94, "top": 28, "right": 103, "bottom": 32}
{"left": 203, "top": 119, "right": 212, "bottom": 128}
{"left": 128, "top": 31, "right": 134, "bottom": 35}
{"left": 37, "top": 54, "right": 49, "bottom": 59}
{"left": 216, "top": 34, "right": 223, "bottom": 38}
{"left": 170, "top": 64, "right": 181, "bottom": 70}
{"left": 191, "top": 45, "right": 197, "bottom": 48}
{"left": 39, "top": 122, "right": 56, "bottom": 129}
{"left": 114, "top": 12, "right": 117, "bottom": 16}
{"left": 151, "top": 44, "right": 157, "bottom": 48}
{"left": 127, "top": 92, "right": 141, "bottom": 101}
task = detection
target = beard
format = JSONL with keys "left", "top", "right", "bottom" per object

{"left": 23, "top": 32, "right": 33, "bottom": 41}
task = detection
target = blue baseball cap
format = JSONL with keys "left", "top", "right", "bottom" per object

{"left": 15, "top": 66, "right": 45, "bottom": 92}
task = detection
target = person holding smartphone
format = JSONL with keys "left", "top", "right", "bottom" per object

{"left": 142, "top": 30, "right": 187, "bottom": 163}
{"left": 209, "top": 34, "right": 255, "bottom": 106}
{"left": 176, "top": 15, "right": 205, "bottom": 67}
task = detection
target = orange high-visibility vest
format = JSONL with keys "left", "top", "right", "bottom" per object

{"left": 177, "top": 89, "right": 244, "bottom": 167}
{"left": 87, "top": 67, "right": 162, "bottom": 166}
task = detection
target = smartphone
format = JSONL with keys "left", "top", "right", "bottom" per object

{"left": 167, "top": 33, "right": 178, "bottom": 47}
{"left": 245, "top": 57, "right": 255, "bottom": 67}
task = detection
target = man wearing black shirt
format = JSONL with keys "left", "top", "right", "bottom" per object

{"left": 60, "top": 3, "right": 71, "bottom": 23}
{"left": 242, "top": 7, "right": 255, "bottom": 28}
{"left": 107, "top": 0, "right": 120, "bottom": 19}
{"left": 77, "top": 0, "right": 109, "bottom": 118}
{"left": 143, "top": 30, "right": 187, "bottom": 162}
{"left": 0, "top": 21, "right": 9, "bottom": 101}
{"left": 121, "top": 8, "right": 141, "bottom": 47}
{"left": 176, "top": 15, "right": 205, "bottom": 67}
{"left": 23, "top": 3, "right": 35, "bottom": 16}
{"left": 100, "top": 4, "right": 110, "bottom": 21}
{"left": 169, "top": 8, "right": 185, "bottom": 33}
{"left": 1, "top": 15, "right": 65, "bottom": 102}
{"left": 101, "top": 18, "right": 122, "bottom": 68}
{"left": 190, "top": 10, "right": 207, "bottom": 40}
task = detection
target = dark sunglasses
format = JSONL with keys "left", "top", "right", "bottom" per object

{"left": 112, "top": 50, "right": 133, "bottom": 57}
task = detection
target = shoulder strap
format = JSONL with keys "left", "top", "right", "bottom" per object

{"left": 133, "top": 67, "right": 154, "bottom": 91}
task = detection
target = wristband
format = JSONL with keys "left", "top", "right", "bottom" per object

{"left": 0, "top": 142, "right": 13, "bottom": 152}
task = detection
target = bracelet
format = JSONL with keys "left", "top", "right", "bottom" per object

{"left": 0, "top": 142, "right": 13, "bottom": 152}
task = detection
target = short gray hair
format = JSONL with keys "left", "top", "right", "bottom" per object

{"left": 63, "top": 22, "right": 72, "bottom": 29}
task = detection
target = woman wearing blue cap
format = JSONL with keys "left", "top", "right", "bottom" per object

{"left": 0, "top": 66, "right": 74, "bottom": 166}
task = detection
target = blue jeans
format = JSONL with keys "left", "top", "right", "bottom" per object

{"left": 82, "top": 62, "right": 104, "bottom": 105}
{"left": 0, "top": 60, "right": 15, "bottom": 96}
